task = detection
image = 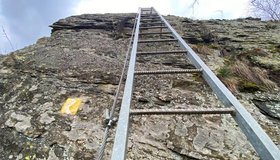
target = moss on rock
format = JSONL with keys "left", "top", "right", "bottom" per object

{"left": 238, "top": 80, "right": 262, "bottom": 93}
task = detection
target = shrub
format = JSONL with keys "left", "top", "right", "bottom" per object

{"left": 217, "top": 67, "right": 238, "bottom": 92}
{"left": 191, "top": 44, "right": 212, "bottom": 55}
{"left": 231, "top": 61, "right": 277, "bottom": 90}
{"left": 239, "top": 81, "right": 262, "bottom": 92}
{"left": 217, "top": 67, "right": 232, "bottom": 78}
{"left": 200, "top": 28, "right": 216, "bottom": 43}
{"left": 217, "top": 60, "right": 277, "bottom": 92}
{"left": 222, "top": 77, "right": 239, "bottom": 92}
{"left": 265, "top": 23, "right": 278, "bottom": 29}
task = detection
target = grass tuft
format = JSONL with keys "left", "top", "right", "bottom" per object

{"left": 218, "top": 60, "right": 277, "bottom": 92}
{"left": 217, "top": 67, "right": 232, "bottom": 78}
{"left": 222, "top": 77, "right": 239, "bottom": 92}
{"left": 191, "top": 44, "right": 212, "bottom": 55}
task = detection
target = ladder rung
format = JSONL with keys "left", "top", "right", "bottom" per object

{"left": 139, "top": 31, "right": 172, "bottom": 35}
{"left": 141, "top": 21, "right": 162, "bottom": 24}
{"left": 137, "top": 50, "right": 187, "bottom": 55}
{"left": 141, "top": 15, "right": 159, "bottom": 17}
{"left": 141, "top": 19, "right": 161, "bottom": 22}
{"left": 138, "top": 39, "right": 177, "bottom": 43}
{"left": 141, "top": 17, "right": 160, "bottom": 19}
{"left": 140, "top": 26, "right": 167, "bottom": 29}
{"left": 141, "top": 22, "right": 164, "bottom": 25}
{"left": 141, "top": 17, "right": 159, "bottom": 19}
{"left": 141, "top": 19, "right": 161, "bottom": 21}
{"left": 141, "top": 9, "right": 156, "bottom": 12}
{"left": 130, "top": 108, "right": 236, "bottom": 115}
{"left": 135, "top": 69, "right": 202, "bottom": 75}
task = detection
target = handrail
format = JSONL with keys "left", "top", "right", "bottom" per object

{"left": 95, "top": 12, "right": 139, "bottom": 160}
{"left": 110, "top": 8, "right": 142, "bottom": 160}
{"left": 152, "top": 6, "right": 280, "bottom": 160}
{"left": 110, "top": 7, "right": 280, "bottom": 160}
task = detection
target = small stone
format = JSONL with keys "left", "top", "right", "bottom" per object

{"left": 136, "top": 96, "right": 149, "bottom": 103}
{"left": 0, "top": 68, "right": 12, "bottom": 74}
{"left": 193, "top": 128, "right": 209, "bottom": 150}
{"left": 5, "top": 112, "right": 32, "bottom": 134}
{"left": 34, "top": 94, "right": 42, "bottom": 98}
{"left": 157, "top": 93, "right": 172, "bottom": 102}
{"left": 81, "top": 116, "right": 88, "bottom": 120}
{"left": 8, "top": 96, "right": 18, "bottom": 103}
{"left": 32, "top": 98, "right": 39, "bottom": 103}
{"left": 60, "top": 89, "right": 67, "bottom": 95}
{"left": 63, "top": 48, "right": 70, "bottom": 52}
{"left": 29, "top": 85, "right": 38, "bottom": 91}
{"left": 77, "top": 139, "right": 85, "bottom": 144}
{"left": 47, "top": 148, "right": 59, "bottom": 160}
{"left": 17, "top": 154, "right": 23, "bottom": 160}
{"left": 42, "top": 102, "right": 54, "bottom": 108}
{"left": 39, "top": 112, "right": 55, "bottom": 124}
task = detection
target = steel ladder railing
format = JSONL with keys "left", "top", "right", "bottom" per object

{"left": 111, "top": 7, "right": 280, "bottom": 160}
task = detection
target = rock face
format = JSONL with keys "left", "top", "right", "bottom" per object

{"left": 0, "top": 13, "right": 279, "bottom": 159}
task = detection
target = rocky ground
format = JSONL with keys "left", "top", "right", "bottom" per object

{"left": 0, "top": 13, "right": 279, "bottom": 159}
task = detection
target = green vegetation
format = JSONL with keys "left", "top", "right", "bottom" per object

{"left": 216, "top": 48, "right": 278, "bottom": 93}
{"left": 239, "top": 81, "right": 262, "bottom": 92}
{"left": 191, "top": 44, "right": 212, "bottom": 55}
{"left": 265, "top": 23, "right": 278, "bottom": 29}
{"left": 217, "top": 67, "right": 232, "bottom": 78}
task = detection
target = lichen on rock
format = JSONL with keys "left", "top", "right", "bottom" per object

{"left": 0, "top": 12, "right": 279, "bottom": 159}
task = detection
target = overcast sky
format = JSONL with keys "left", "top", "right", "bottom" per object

{"left": 0, "top": 0, "right": 250, "bottom": 54}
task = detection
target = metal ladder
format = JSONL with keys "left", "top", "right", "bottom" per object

{"left": 111, "top": 7, "right": 280, "bottom": 160}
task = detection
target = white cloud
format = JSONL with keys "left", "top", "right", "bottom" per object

{"left": 188, "top": 0, "right": 250, "bottom": 19}
{"left": 74, "top": 0, "right": 178, "bottom": 15}
{"left": 74, "top": 0, "right": 250, "bottom": 19}
{"left": 0, "top": 0, "right": 252, "bottom": 54}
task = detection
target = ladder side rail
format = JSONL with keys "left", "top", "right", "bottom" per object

{"left": 110, "top": 8, "right": 142, "bottom": 160}
{"left": 152, "top": 7, "right": 280, "bottom": 160}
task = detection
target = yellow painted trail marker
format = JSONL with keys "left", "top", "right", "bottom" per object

{"left": 61, "top": 98, "right": 82, "bottom": 115}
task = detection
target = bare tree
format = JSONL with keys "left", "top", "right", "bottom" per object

{"left": 251, "top": 0, "right": 280, "bottom": 20}
{"left": 1, "top": 26, "right": 18, "bottom": 66}
{"left": 2, "top": 26, "right": 15, "bottom": 51}
{"left": 189, "top": 0, "right": 199, "bottom": 16}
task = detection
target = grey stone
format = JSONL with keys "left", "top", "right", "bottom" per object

{"left": 193, "top": 128, "right": 209, "bottom": 150}
{"left": 5, "top": 112, "right": 32, "bottom": 133}
{"left": 47, "top": 148, "right": 60, "bottom": 160}
{"left": 252, "top": 93, "right": 280, "bottom": 120}
{"left": 29, "top": 85, "right": 38, "bottom": 91}
{"left": 39, "top": 112, "right": 55, "bottom": 124}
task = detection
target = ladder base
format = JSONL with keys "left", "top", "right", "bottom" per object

{"left": 140, "top": 26, "right": 167, "bottom": 29}
{"left": 138, "top": 39, "right": 177, "bottom": 43}
{"left": 139, "top": 31, "right": 172, "bottom": 35}
{"left": 137, "top": 50, "right": 187, "bottom": 55}
{"left": 135, "top": 69, "right": 202, "bottom": 75}
{"left": 130, "top": 108, "right": 236, "bottom": 115}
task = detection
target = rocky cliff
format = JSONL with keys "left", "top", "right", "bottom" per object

{"left": 0, "top": 13, "right": 279, "bottom": 160}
